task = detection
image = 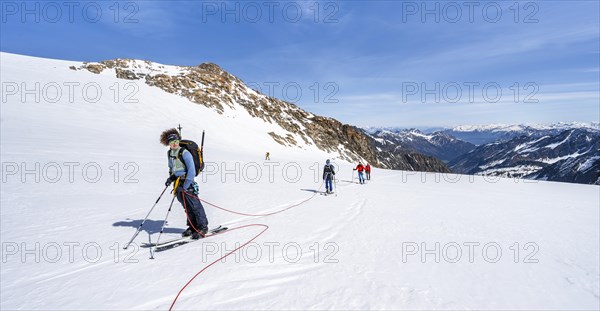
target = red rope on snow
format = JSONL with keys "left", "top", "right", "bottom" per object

{"left": 169, "top": 224, "right": 269, "bottom": 311}
{"left": 199, "top": 190, "right": 319, "bottom": 217}
{"left": 169, "top": 183, "right": 323, "bottom": 310}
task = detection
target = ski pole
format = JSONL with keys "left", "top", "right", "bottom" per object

{"left": 334, "top": 175, "right": 337, "bottom": 196}
{"left": 150, "top": 195, "right": 177, "bottom": 259}
{"left": 124, "top": 185, "right": 169, "bottom": 249}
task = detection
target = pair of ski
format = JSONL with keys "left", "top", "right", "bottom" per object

{"left": 143, "top": 225, "right": 228, "bottom": 252}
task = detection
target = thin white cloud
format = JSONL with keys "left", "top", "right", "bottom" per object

{"left": 337, "top": 82, "right": 599, "bottom": 109}
{"left": 402, "top": 26, "right": 600, "bottom": 68}
{"left": 578, "top": 67, "right": 600, "bottom": 73}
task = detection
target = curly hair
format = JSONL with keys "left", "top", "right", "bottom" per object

{"left": 159, "top": 128, "right": 180, "bottom": 146}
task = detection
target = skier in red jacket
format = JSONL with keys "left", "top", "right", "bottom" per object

{"left": 353, "top": 162, "right": 365, "bottom": 184}
{"left": 365, "top": 163, "right": 371, "bottom": 181}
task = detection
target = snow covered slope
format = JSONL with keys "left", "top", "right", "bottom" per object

{"left": 1, "top": 53, "right": 599, "bottom": 310}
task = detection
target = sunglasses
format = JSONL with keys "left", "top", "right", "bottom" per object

{"left": 169, "top": 140, "right": 180, "bottom": 145}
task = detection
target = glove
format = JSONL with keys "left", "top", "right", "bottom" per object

{"left": 165, "top": 175, "right": 177, "bottom": 186}
{"left": 187, "top": 182, "right": 199, "bottom": 195}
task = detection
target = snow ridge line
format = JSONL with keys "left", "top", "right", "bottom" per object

{"left": 170, "top": 183, "right": 324, "bottom": 309}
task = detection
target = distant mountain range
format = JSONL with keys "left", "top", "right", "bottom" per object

{"left": 449, "top": 128, "right": 599, "bottom": 184}
{"left": 364, "top": 123, "right": 599, "bottom": 185}
{"left": 363, "top": 128, "right": 475, "bottom": 162}
{"left": 440, "top": 122, "right": 599, "bottom": 145}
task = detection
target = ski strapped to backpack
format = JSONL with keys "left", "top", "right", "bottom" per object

{"left": 168, "top": 131, "right": 205, "bottom": 176}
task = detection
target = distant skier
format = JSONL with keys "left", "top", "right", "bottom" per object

{"left": 365, "top": 163, "right": 371, "bottom": 181}
{"left": 265, "top": 152, "right": 270, "bottom": 160}
{"left": 160, "top": 129, "right": 209, "bottom": 239}
{"left": 353, "top": 162, "right": 365, "bottom": 184}
{"left": 323, "top": 159, "right": 336, "bottom": 194}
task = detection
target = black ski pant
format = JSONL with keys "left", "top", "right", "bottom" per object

{"left": 176, "top": 187, "right": 209, "bottom": 231}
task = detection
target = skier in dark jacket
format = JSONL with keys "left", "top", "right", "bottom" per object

{"left": 161, "top": 129, "right": 209, "bottom": 239}
{"left": 323, "top": 159, "right": 336, "bottom": 194}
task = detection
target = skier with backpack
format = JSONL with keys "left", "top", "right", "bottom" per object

{"left": 353, "top": 162, "right": 366, "bottom": 184}
{"left": 160, "top": 128, "right": 209, "bottom": 239}
{"left": 323, "top": 159, "right": 336, "bottom": 194}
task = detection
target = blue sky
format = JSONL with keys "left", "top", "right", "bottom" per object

{"left": 1, "top": 0, "right": 599, "bottom": 128}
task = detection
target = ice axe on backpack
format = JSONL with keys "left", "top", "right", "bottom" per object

{"left": 200, "top": 130, "right": 205, "bottom": 163}
{"left": 198, "top": 130, "right": 205, "bottom": 172}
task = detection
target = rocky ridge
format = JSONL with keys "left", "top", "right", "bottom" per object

{"left": 73, "top": 59, "right": 449, "bottom": 172}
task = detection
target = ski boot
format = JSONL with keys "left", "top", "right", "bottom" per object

{"left": 182, "top": 227, "right": 193, "bottom": 237}
{"left": 192, "top": 227, "right": 208, "bottom": 240}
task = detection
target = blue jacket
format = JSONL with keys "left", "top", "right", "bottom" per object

{"left": 168, "top": 149, "right": 195, "bottom": 189}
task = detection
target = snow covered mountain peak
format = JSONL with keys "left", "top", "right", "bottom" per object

{"left": 449, "top": 127, "right": 600, "bottom": 184}
{"left": 363, "top": 127, "right": 475, "bottom": 162}
{"left": 451, "top": 122, "right": 599, "bottom": 133}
